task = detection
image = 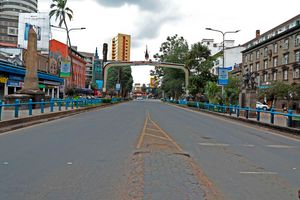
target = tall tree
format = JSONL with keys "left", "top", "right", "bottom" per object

{"left": 186, "top": 43, "right": 217, "bottom": 97}
{"left": 152, "top": 34, "right": 189, "bottom": 99}
{"left": 49, "top": 0, "right": 74, "bottom": 79}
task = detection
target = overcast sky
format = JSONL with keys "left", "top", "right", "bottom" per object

{"left": 39, "top": 0, "right": 300, "bottom": 85}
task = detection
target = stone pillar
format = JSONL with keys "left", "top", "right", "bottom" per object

{"left": 51, "top": 88, "right": 55, "bottom": 99}
{"left": 56, "top": 86, "right": 60, "bottom": 98}
{"left": 4, "top": 83, "right": 8, "bottom": 96}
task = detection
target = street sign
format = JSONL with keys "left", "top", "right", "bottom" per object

{"left": 218, "top": 68, "right": 229, "bottom": 85}
{"left": 115, "top": 83, "right": 121, "bottom": 91}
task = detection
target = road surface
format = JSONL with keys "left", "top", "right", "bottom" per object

{"left": 0, "top": 100, "right": 299, "bottom": 199}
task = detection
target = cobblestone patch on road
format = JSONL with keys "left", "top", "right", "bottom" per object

{"left": 122, "top": 113, "right": 223, "bottom": 200}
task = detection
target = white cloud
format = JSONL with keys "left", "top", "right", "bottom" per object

{"left": 39, "top": 0, "right": 300, "bottom": 85}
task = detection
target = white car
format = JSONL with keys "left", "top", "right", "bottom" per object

{"left": 256, "top": 102, "right": 270, "bottom": 110}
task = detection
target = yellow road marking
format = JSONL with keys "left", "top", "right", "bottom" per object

{"left": 136, "top": 112, "right": 150, "bottom": 149}
{"left": 145, "top": 127, "right": 162, "bottom": 132}
{"left": 148, "top": 114, "right": 183, "bottom": 152}
{"left": 145, "top": 133, "right": 170, "bottom": 141}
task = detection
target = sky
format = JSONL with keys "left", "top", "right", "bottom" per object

{"left": 39, "top": 0, "right": 300, "bottom": 85}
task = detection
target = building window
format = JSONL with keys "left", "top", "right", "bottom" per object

{"left": 250, "top": 53, "right": 253, "bottom": 62}
{"left": 256, "top": 63, "right": 260, "bottom": 71}
{"left": 250, "top": 64, "right": 253, "bottom": 72}
{"left": 273, "top": 57, "right": 278, "bottom": 67}
{"left": 283, "top": 38, "right": 289, "bottom": 49}
{"left": 264, "top": 60, "right": 268, "bottom": 69}
{"left": 295, "top": 51, "right": 300, "bottom": 62}
{"left": 264, "top": 47, "right": 268, "bottom": 57}
{"left": 244, "top": 55, "right": 247, "bottom": 63}
{"left": 263, "top": 73, "right": 267, "bottom": 82}
{"left": 273, "top": 71, "right": 277, "bottom": 81}
{"left": 294, "top": 68, "right": 300, "bottom": 79}
{"left": 273, "top": 43, "right": 278, "bottom": 54}
{"left": 283, "top": 54, "right": 289, "bottom": 65}
{"left": 256, "top": 50, "right": 260, "bottom": 60}
{"left": 283, "top": 69, "right": 288, "bottom": 80}
{"left": 295, "top": 34, "right": 300, "bottom": 47}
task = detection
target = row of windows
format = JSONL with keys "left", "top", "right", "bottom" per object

{"left": 258, "top": 68, "right": 299, "bottom": 82}
{"left": 245, "top": 34, "right": 300, "bottom": 62}
{"left": 1, "top": 1, "right": 37, "bottom": 11}
{"left": 0, "top": 7, "right": 37, "bottom": 14}
{"left": 248, "top": 50, "right": 300, "bottom": 72}
{"left": 0, "top": 21, "right": 18, "bottom": 27}
{"left": 0, "top": 35, "right": 17, "bottom": 41}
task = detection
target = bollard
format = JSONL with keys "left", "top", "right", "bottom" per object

{"left": 287, "top": 110, "right": 293, "bottom": 127}
{"left": 76, "top": 100, "right": 79, "bottom": 109}
{"left": 15, "top": 99, "right": 20, "bottom": 118}
{"left": 65, "top": 99, "right": 69, "bottom": 110}
{"left": 50, "top": 98, "right": 54, "bottom": 112}
{"left": 29, "top": 99, "right": 33, "bottom": 116}
{"left": 71, "top": 99, "right": 74, "bottom": 109}
{"left": 40, "top": 99, "right": 44, "bottom": 113}
{"left": 245, "top": 107, "right": 249, "bottom": 119}
{"left": 0, "top": 100, "right": 2, "bottom": 121}
{"left": 270, "top": 109, "right": 275, "bottom": 124}
{"left": 257, "top": 108, "right": 261, "bottom": 121}
{"left": 58, "top": 100, "right": 62, "bottom": 111}
{"left": 237, "top": 106, "right": 240, "bottom": 118}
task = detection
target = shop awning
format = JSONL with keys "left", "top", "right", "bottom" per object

{"left": 0, "top": 60, "right": 64, "bottom": 83}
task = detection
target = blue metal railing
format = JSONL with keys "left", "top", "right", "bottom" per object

{"left": 162, "top": 99, "right": 300, "bottom": 128}
{"left": 0, "top": 98, "right": 122, "bottom": 121}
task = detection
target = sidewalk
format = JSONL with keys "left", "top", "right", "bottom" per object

{"left": 0, "top": 105, "right": 79, "bottom": 122}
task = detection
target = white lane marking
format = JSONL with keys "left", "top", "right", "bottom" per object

{"left": 241, "top": 144, "right": 255, "bottom": 147}
{"left": 67, "top": 162, "right": 73, "bottom": 165}
{"left": 240, "top": 171, "right": 278, "bottom": 175}
{"left": 292, "top": 168, "right": 297, "bottom": 170}
{"left": 2, "top": 162, "right": 8, "bottom": 165}
{"left": 199, "top": 142, "right": 230, "bottom": 147}
{"left": 266, "top": 145, "right": 296, "bottom": 149}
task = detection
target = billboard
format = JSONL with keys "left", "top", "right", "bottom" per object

{"left": 218, "top": 68, "right": 230, "bottom": 85}
{"left": 60, "top": 60, "right": 71, "bottom": 77}
{"left": 150, "top": 77, "right": 157, "bottom": 88}
{"left": 18, "top": 12, "right": 50, "bottom": 52}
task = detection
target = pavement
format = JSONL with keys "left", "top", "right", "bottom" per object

{"left": 0, "top": 99, "right": 299, "bottom": 200}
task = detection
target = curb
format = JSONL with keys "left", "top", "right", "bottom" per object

{"left": 167, "top": 103, "right": 300, "bottom": 136}
{"left": 0, "top": 101, "right": 126, "bottom": 134}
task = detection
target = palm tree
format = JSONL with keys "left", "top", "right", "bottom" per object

{"left": 49, "top": 0, "right": 74, "bottom": 80}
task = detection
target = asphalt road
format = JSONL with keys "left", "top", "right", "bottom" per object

{"left": 0, "top": 100, "right": 299, "bottom": 200}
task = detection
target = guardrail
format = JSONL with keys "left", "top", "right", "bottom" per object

{"left": 163, "top": 99, "right": 300, "bottom": 128}
{"left": 0, "top": 98, "right": 122, "bottom": 121}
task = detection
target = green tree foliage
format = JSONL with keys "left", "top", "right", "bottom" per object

{"left": 258, "top": 81, "right": 300, "bottom": 109}
{"left": 152, "top": 35, "right": 189, "bottom": 99}
{"left": 204, "top": 81, "right": 222, "bottom": 104}
{"left": 224, "top": 76, "right": 241, "bottom": 105}
{"left": 106, "top": 66, "right": 133, "bottom": 98}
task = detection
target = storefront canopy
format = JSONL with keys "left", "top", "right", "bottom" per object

{"left": 0, "top": 60, "right": 64, "bottom": 83}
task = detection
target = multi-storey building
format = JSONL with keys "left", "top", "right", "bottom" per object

{"left": 111, "top": 33, "right": 131, "bottom": 61}
{"left": 0, "top": 0, "right": 38, "bottom": 45}
{"left": 80, "top": 51, "right": 94, "bottom": 88}
{"left": 241, "top": 14, "right": 300, "bottom": 109}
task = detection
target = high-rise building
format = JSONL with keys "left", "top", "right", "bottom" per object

{"left": 0, "top": 0, "right": 38, "bottom": 16}
{"left": 0, "top": 0, "right": 38, "bottom": 45}
{"left": 111, "top": 33, "right": 131, "bottom": 61}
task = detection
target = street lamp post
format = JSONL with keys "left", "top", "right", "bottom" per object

{"left": 205, "top": 28, "right": 240, "bottom": 97}
{"left": 50, "top": 25, "right": 86, "bottom": 96}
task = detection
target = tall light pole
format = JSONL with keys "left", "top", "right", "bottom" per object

{"left": 205, "top": 28, "right": 240, "bottom": 97}
{"left": 50, "top": 25, "right": 86, "bottom": 95}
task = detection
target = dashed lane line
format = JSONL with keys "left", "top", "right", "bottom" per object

{"left": 239, "top": 171, "right": 278, "bottom": 175}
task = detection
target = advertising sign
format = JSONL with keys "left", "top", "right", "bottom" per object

{"left": 150, "top": 77, "right": 157, "bottom": 88}
{"left": 60, "top": 60, "right": 71, "bottom": 77}
{"left": 96, "top": 80, "right": 103, "bottom": 89}
{"left": 18, "top": 12, "right": 50, "bottom": 51}
{"left": 115, "top": 83, "right": 121, "bottom": 91}
{"left": 218, "top": 68, "right": 229, "bottom": 85}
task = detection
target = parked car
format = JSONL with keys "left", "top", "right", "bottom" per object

{"left": 256, "top": 102, "right": 270, "bottom": 110}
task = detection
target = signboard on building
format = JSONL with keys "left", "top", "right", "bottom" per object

{"left": 18, "top": 12, "right": 50, "bottom": 52}
{"left": 60, "top": 60, "right": 71, "bottom": 77}
{"left": 218, "top": 68, "right": 230, "bottom": 85}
